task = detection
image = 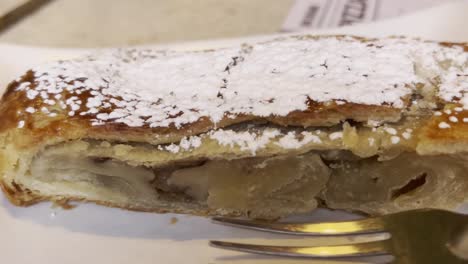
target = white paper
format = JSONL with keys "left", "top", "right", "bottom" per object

{"left": 282, "top": 0, "right": 464, "bottom": 31}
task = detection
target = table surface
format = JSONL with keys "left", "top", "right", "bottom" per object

{"left": 0, "top": 0, "right": 294, "bottom": 47}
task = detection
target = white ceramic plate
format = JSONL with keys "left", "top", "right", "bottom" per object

{"left": 0, "top": 2, "right": 467, "bottom": 264}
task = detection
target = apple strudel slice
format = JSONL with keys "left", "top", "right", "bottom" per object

{"left": 0, "top": 36, "right": 467, "bottom": 219}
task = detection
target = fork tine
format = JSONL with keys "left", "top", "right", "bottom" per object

{"left": 212, "top": 217, "right": 385, "bottom": 235}
{"left": 210, "top": 240, "right": 391, "bottom": 258}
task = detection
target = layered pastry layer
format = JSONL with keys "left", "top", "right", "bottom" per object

{"left": 7, "top": 119, "right": 468, "bottom": 218}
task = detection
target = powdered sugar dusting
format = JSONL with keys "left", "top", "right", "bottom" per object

{"left": 275, "top": 131, "right": 322, "bottom": 149}
{"left": 209, "top": 129, "right": 280, "bottom": 155}
{"left": 390, "top": 136, "right": 400, "bottom": 144}
{"left": 329, "top": 132, "right": 343, "bottom": 140}
{"left": 384, "top": 127, "right": 397, "bottom": 135}
{"left": 165, "top": 144, "right": 180, "bottom": 153}
{"left": 449, "top": 116, "right": 458, "bottom": 123}
{"left": 25, "top": 107, "right": 36, "bottom": 113}
{"left": 178, "top": 136, "right": 202, "bottom": 151}
{"left": 439, "top": 122, "right": 451, "bottom": 129}
{"left": 159, "top": 129, "right": 325, "bottom": 154}
{"left": 13, "top": 36, "right": 467, "bottom": 129}
{"left": 402, "top": 131, "right": 412, "bottom": 140}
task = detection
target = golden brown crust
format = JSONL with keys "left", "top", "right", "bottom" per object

{"left": 2, "top": 36, "right": 465, "bottom": 147}
{"left": 0, "top": 71, "right": 402, "bottom": 147}
{"left": 417, "top": 105, "right": 468, "bottom": 154}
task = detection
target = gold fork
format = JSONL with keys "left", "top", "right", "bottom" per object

{"left": 210, "top": 209, "right": 468, "bottom": 263}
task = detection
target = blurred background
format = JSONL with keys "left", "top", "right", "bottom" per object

{"left": 0, "top": 0, "right": 461, "bottom": 48}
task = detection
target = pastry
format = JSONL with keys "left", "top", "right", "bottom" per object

{"left": 0, "top": 36, "right": 467, "bottom": 219}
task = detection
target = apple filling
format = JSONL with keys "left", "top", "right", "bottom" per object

{"left": 29, "top": 149, "right": 330, "bottom": 218}
{"left": 322, "top": 153, "right": 468, "bottom": 214}
{"left": 26, "top": 141, "right": 468, "bottom": 218}
{"left": 165, "top": 154, "right": 330, "bottom": 218}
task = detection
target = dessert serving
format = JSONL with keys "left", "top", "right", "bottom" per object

{"left": 0, "top": 35, "right": 466, "bottom": 219}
